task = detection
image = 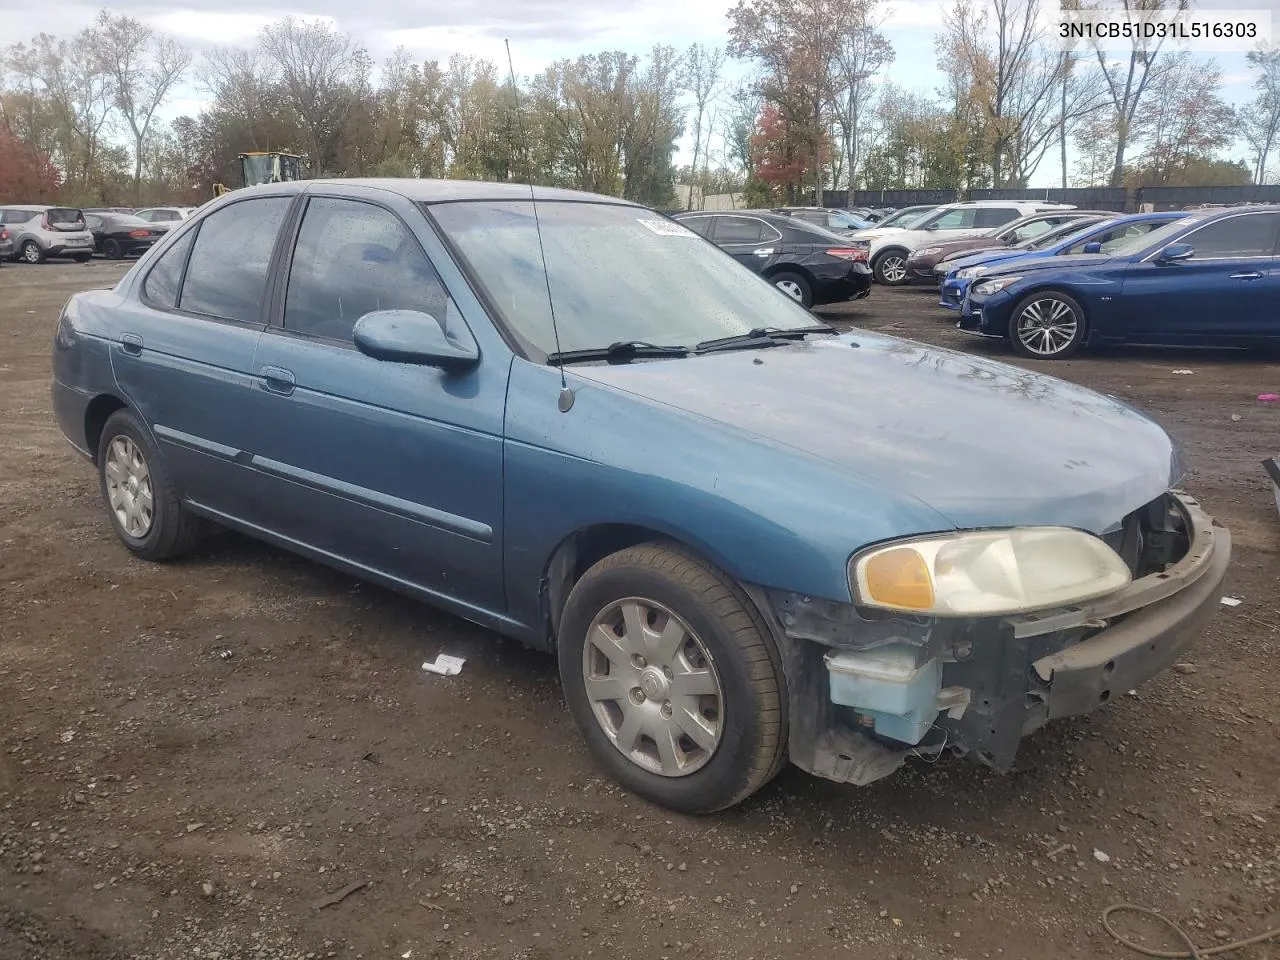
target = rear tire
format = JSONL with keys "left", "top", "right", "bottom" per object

{"left": 103, "top": 239, "right": 123, "bottom": 260}
{"left": 770, "top": 271, "right": 813, "bottom": 308}
{"left": 96, "top": 408, "right": 204, "bottom": 561}
{"left": 20, "top": 241, "right": 43, "bottom": 264}
{"left": 558, "top": 542, "right": 788, "bottom": 814}
{"left": 873, "top": 248, "right": 909, "bottom": 285}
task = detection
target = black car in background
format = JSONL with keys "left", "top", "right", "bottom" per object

{"left": 84, "top": 212, "right": 167, "bottom": 259}
{"left": 673, "top": 210, "right": 872, "bottom": 308}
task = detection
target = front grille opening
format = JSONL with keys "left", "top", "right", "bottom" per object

{"left": 1099, "top": 493, "right": 1190, "bottom": 579}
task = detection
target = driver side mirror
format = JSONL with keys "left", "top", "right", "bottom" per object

{"left": 1082, "top": 241, "right": 1103, "bottom": 254}
{"left": 923, "top": 222, "right": 939, "bottom": 230}
{"left": 353, "top": 309, "right": 479, "bottom": 371}
{"left": 1156, "top": 242, "right": 1194, "bottom": 263}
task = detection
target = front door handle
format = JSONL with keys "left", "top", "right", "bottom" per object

{"left": 259, "top": 365, "right": 296, "bottom": 395}
{"left": 1230, "top": 271, "right": 1263, "bottom": 280}
{"left": 121, "top": 333, "right": 143, "bottom": 356}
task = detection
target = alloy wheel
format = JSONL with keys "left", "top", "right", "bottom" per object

{"left": 1015, "top": 297, "right": 1079, "bottom": 357}
{"left": 581, "top": 597, "right": 724, "bottom": 777}
{"left": 21, "top": 242, "right": 41, "bottom": 264}
{"left": 879, "top": 255, "right": 906, "bottom": 283}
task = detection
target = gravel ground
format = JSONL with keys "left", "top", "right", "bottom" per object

{"left": 1, "top": 260, "right": 1278, "bottom": 960}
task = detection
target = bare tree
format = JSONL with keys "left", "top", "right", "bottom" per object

{"left": 259, "top": 17, "right": 367, "bottom": 174}
{"left": 199, "top": 45, "right": 279, "bottom": 151}
{"left": 91, "top": 11, "right": 190, "bottom": 202}
{"left": 1074, "top": 0, "right": 1190, "bottom": 185}
{"left": 7, "top": 31, "right": 116, "bottom": 186}
{"left": 937, "top": 0, "right": 1067, "bottom": 186}
{"left": 680, "top": 43, "right": 726, "bottom": 208}
{"left": 1240, "top": 43, "right": 1280, "bottom": 184}
{"left": 829, "top": 0, "right": 893, "bottom": 191}
{"left": 1129, "top": 53, "right": 1237, "bottom": 184}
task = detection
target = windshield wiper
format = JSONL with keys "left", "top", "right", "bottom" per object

{"left": 546, "top": 340, "right": 690, "bottom": 365}
{"left": 695, "top": 324, "right": 836, "bottom": 354}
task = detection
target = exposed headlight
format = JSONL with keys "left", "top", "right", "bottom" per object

{"left": 915, "top": 246, "right": 942, "bottom": 257}
{"left": 849, "top": 528, "right": 1132, "bottom": 617}
{"left": 955, "top": 266, "right": 986, "bottom": 280}
{"left": 971, "top": 275, "right": 1022, "bottom": 296}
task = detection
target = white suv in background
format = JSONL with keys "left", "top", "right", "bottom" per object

{"left": 853, "top": 200, "right": 1077, "bottom": 285}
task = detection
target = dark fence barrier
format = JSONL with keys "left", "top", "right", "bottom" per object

{"left": 1134, "top": 184, "right": 1280, "bottom": 210}
{"left": 804, "top": 185, "right": 1280, "bottom": 213}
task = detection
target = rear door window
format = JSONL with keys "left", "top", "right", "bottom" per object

{"left": 713, "top": 216, "right": 768, "bottom": 244}
{"left": 178, "top": 196, "right": 291, "bottom": 324}
{"left": 974, "top": 207, "right": 1020, "bottom": 228}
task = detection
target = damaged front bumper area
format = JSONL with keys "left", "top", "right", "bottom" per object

{"left": 750, "top": 493, "right": 1231, "bottom": 788}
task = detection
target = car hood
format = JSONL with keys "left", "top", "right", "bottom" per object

{"left": 978, "top": 252, "right": 1115, "bottom": 279}
{"left": 571, "top": 331, "right": 1178, "bottom": 534}
{"left": 848, "top": 226, "right": 908, "bottom": 241}
{"left": 947, "top": 248, "right": 1032, "bottom": 271}
{"left": 927, "top": 237, "right": 1008, "bottom": 258}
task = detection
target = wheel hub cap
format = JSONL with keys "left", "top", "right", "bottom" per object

{"left": 639, "top": 667, "right": 668, "bottom": 700}
{"left": 104, "top": 435, "right": 154, "bottom": 539}
{"left": 581, "top": 598, "right": 724, "bottom": 778}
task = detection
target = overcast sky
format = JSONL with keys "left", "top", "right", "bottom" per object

{"left": 1, "top": 0, "right": 1274, "bottom": 187}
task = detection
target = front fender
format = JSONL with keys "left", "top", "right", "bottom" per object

{"left": 500, "top": 359, "right": 954, "bottom": 639}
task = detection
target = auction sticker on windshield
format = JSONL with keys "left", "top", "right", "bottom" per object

{"left": 637, "top": 218, "right": 698, "bottom": 237}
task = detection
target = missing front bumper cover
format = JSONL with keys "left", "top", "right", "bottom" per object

{"left": 757, "top": 493, "right": 1231, "bottom": 787}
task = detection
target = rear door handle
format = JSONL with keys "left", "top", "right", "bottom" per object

{"left": 259, "top": 365, "right": 296, "bottom": 395}
{"left": 1230, "top": 271, "right": 1263, "bottom": 280}
{"left": 121, "top": 333, "right": 143, "bottom": 356}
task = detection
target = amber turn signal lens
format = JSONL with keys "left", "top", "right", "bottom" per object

{"left": 861, "top": 547, "right": 934, "bottom": 610}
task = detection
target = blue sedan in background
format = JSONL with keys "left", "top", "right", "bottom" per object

{"left": 959, "top": 205, "right": 1280, "bottom": 359}
{"left": 938, "top": 211, "right": 1185, "bottom": 309}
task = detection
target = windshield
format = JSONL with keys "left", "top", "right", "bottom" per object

{"left": 429, "top": 200, "right": 824, "bottom": 358}
{"left": 1019, "top": 218, "right": 1110, "bottom": 251}
{"left": 875, "top": 206, "right": 938, "bottom": 229}
{"left": 829, "top": 211, "right": 869, "bottom": 230}
{"left": 786, "top": 217, "right": 856, "bottom": 243}
{"left": 1105, "top": 215, "right": 1202, "bottom": 257}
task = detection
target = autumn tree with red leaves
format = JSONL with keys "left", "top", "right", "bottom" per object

{"left": 750, "top": 103, "right": 831, "bottom": 201}
{"left": 0, "top": 130, "right": 60, "bottom": 202}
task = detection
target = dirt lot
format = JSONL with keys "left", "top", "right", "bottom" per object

{"left": 1, "top": 259, "right": 1278, "bottom": 960}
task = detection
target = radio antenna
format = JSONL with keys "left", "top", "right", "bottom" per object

{"left": 504, "top": 39, "right": 572, "bottom": 410}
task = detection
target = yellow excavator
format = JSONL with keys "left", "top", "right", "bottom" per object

{"left": 213, "top": 151, "right": 306, "bottom": 197}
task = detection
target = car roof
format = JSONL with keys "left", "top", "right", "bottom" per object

{"left": 229, "top": 178, "right": 646, "bottom": 206}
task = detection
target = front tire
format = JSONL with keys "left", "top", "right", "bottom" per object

{"left": 1008, "top": 291, "right": 1087, "bottom": 360}
{"left": 96, "top": 408, "right": 203, "bottom": 561}
{"left": 873, "top": 248, "right": 909, "bottom": 285}
{"left": 770, "top": 271, "right": 813, "bottom": 308}
{"left": 558, "top": 543, "right": 788, "bottom": 814}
